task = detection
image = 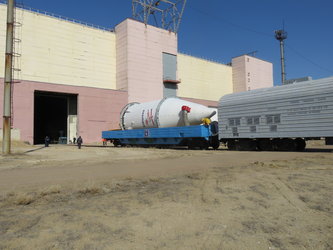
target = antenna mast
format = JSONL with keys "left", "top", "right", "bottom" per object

{"left": 132, "top": 0, "right": 187, "bottom": 33}
{"left": 275, "top": 28, "right": 287, "bottom": 84}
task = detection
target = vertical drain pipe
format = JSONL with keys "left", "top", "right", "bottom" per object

{"left": 2, "top": 0, "right": 15, "bottom": 154}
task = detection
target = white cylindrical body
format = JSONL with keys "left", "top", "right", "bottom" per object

{"left": 120, "top": 97, "right": 216, "bottom": 130}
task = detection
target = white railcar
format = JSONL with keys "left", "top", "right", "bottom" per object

{"left": 218, "top": 76, "right": 333, "bottom": 150}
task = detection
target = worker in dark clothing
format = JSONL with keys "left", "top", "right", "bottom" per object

{"left": 73, "top": 137, "right": 76, "bottom": 144}
{"left": 77, "top": 136, "right": 83, "bottom": 149}
{"left": 45, "top": 136, "right": 50, "bottom": 147}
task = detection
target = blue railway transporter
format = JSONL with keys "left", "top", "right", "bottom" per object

{"left": 102, "top": 122, "right": 219, "bottom": 149}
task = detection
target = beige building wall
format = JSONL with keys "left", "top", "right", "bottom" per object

{"left": 232, "top": 55, "right": 273, "bottom": 93}
{"left": 178, "top": 54, "right": 233, "bottom": 101}
{"left": 0, "top": 4, "right": 116, "bottom": 89}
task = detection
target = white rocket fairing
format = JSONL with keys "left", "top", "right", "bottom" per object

{"left": 120, "top": 97, "right": 216, "bottom": 130}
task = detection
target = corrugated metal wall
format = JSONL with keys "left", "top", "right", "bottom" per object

{"left": 163, "top": 52, "right": 177, "bottom": 97}
{"left": 218, "top": 77, "right": 333, "bottom": 139}
{"left": 163, "top": 53, "right": 177, "bottom": 81}
{"left": 163, "top": 83, "right": 177, "bottom": 98}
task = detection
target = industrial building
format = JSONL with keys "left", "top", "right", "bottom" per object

{"left": 0, "top": 3, "right": 273, "bottom": 144}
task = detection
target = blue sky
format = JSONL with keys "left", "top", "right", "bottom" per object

{"left": 15, "top": 0, "right": 333, "bottom": 85}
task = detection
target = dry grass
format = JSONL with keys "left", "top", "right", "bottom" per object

{"left": 1, "top": 163, "right": 332, "bottom": 249}
{"left": 0, "top": 145, "right": 332, "bottom": 249}
{"left": 78, "top": 183, "right": 104, "bottom": 195}
{"left": 2, "top": 192, "right": 36, "bottom": 206}
{"left": 40, "top": 185, "right": 62, "bottom": 196}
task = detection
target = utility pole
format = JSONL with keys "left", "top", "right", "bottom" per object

{"left": 2, "top": 0, "right": 15, "bottom": 154}
{"left": 275, "top": 29, "right": 287, "bottom": 85}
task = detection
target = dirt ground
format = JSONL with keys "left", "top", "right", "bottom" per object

{"left": 0, "top": 141, "right": 332, "bottom": 250}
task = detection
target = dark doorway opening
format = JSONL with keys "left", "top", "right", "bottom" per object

{"left": 34, "top": 91, "right": 77, "bottom": 145}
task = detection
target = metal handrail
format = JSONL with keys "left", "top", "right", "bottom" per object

{"left": 0, "top": 1, "right": 114, "bottom": 32}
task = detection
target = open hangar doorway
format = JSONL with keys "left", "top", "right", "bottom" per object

{"left": 34, "top": 91, "right": 78, "bottom": 145}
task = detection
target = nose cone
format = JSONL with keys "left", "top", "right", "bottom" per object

{"left": 158, "top": 98, "right": 217, "bottom": 127}
{"left": 187, "top": 105, "right": 216, "bottom": 125}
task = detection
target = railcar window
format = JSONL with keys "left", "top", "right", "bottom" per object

{"left": 229, "top": 118, "right": 241, "bottom": 126}
{"left": 274, "top": 115, "right": 280, "bottom": 123}
{"left": 267, "top": 116, "right": 273, "bottom": 124}
{"left": 232, "top": 127, "right": 239, "bottom": 136}
{"left": 254, "top": 117, "right": 260, "bottom": 124}
{"left": 266, "top": 114, "right": 280, "bottom": 124}
{"left": 250, "top": 126, "right": 256, "bottom": 133}
{"left": 270, "top": 125, "right": 277, "bottom": 132}
{"left": 247, "top": 116, "right": 260, "bottom": 125}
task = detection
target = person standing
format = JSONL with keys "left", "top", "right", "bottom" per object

{"left": 44, "top": 136, "right": 50, "bottom": 147}
{"left": 77, "top": 136, "right": 83, "bottom": 149}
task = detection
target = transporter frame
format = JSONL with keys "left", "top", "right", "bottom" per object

{"left": 102, "top": 122, "right": 219, "bottom": 149}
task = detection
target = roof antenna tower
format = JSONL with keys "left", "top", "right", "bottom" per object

{"left": 132, "top": 0, "right": 187, "bottom": 33}
{"left": 275, "top": 23, "right": 288, "bottom": 84}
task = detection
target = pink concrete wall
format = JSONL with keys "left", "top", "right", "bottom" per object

{"left": 181, "top": 97, "right": 218, "bottom": 108}
{"left": 232, "top": 56, "right": 247, "bottom": 93}
{"left": 0, "top": 79, "right": 127, "bottom": 144}
{"left": 244, "top": 56, "right": 273, "bottom": 91}
{"left": 115, "top": 19, "right": 177, "bottom": 103}
{"left": 232, "top": 55, "right": 273, "bottom": 93}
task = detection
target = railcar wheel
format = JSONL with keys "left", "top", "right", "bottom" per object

{"left": 227, "top": 140, "right": 236, "bottom": 150}
{"left": 282, "top": 139, "right": 297, "bottom": 151}
{"left": 273, "top": 138, "right": 296, "bottom": 151}
{"left": 113, "top": 139, "right": 122, "bottom": 147}
{"left": 258, "top": 139, "right": 274, "bottom": 151}
{"left": 295, "top": 138, "right": 306, "bottom": 151}
{"left": 272, "top": 139, "right": 280, "bottom": 151}
{"left": 210, "top": 136, "right": 220, "bottom": 150}
{"left": 236, "top": 139, "right": 257, "bottom": 151}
